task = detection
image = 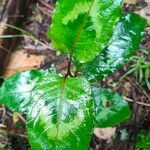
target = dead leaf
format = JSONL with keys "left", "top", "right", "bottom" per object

{"left": 135, "top": 0, "right": 150, "bottom": 24}
{"left": 123, "top": 82, "right": 132, "bottom": 97}
{"left": 0, "top": 27, "right": 4, "bottom": 35}
{"left": 3, "top": 49, "right": 45, "bottom": 78}
{"left": 94, "top": 127, "right": 116, "bottom": 140}
{"left": 124, "top": 0, "right": 137, "bottom": 4}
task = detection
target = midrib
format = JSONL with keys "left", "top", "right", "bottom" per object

{"left": 56, "top": 77, "right": 67, "bottom": 142}
{"left": 55, "top": 1, "right": 95, "bottom": 147}
{"left": 69, "top": 0, "right": 95, "bottom": 58}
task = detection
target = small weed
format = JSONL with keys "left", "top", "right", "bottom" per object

{"left": 121, "top": 49, "right": 150, "bottom": 90}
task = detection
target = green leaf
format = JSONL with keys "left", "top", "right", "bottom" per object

{"left": 48, "top": 0, "right": 123, "bottom": 63}
{"left": 92, "top": 86, "right": 131, "bottom": 128}
{"left": 136, "top": 130, "right": 150, "bottom": 150}
{"left": 76, "top": 13, "right": 147, "bottom": 81}
{"left": 0, "top": 70, "right": 94, "bottom": 150}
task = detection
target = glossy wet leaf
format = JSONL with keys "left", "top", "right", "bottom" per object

{"left": 76, "top": 13, "right": 147, "bottom": 81}
{"left": 0, "top": 70, "right": 94, "bottom": 150}
{"left": 92, "top": 86, "right": 131, "bottom": 128}
{"left": 48, "top": 0, "right": 123, "bottom": 63}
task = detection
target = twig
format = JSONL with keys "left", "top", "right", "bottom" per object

{"left": 126, "top": 77, "right": 150, "bottom": 100}
{"left": 37, "top": 0, "right": 54, "bottom": 11}
{"left": 38, "top": 6, "right": 52, "bottom": 17}
{"left": 123, "top": 96, "right": 150, "bottom": 107}
{"left": 1, "top": 23, "right": 54, "bottom": 50}
{"left": 18, "top": 114, "right": 27, "bottom": 124}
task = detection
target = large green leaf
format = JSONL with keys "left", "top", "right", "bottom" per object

{"left": 92, "top": 86, "right": 131, "bottom": 128}
{"left": 0, "top": 70, "right": 94, "bottom": 150}
{"left": 76, "top": 13, "right": 147, "bottom": 81}
{"left": 48, "top": 0, "right": 123, "bottom": 63}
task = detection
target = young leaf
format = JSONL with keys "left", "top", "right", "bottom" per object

{"left": 92, "top": 86, "right": 131, "bottom": 128}
{"left": 76, "top": 13, "right": 147, "bottom": 81}
{"left": 0, "top": 70, "right": 94, "bottom": 150}
{"left": 48, "top": 0, "right": 123, "bottom": 63}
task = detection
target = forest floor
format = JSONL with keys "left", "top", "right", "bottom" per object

{"left": 0, "top": 0, "right": 150, "bottom": 150}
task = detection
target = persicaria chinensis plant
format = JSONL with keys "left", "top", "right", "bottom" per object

{"left": 0, "top": 0, "right": 147, "bottom": 149}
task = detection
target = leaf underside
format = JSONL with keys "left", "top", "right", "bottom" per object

{"left": 0, "top": 70, "right": 94, "bottom": 150}
{"left": 48, "top": 0, "right": 123, "bottom": 63}
{"left": 76, "top": 13, "right": 147, "bottom": 82}
{"left": 92, "top": 86, "right": 131, "bottom": 128}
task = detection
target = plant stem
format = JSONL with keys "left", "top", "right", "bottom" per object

{"left": 65, "top": 4, "right": 93, "bottom": 77}
{"left": 123, "top": 97, "right": 150, "bottom": 107}
{"left": 65, "top": 58, "right": 73, "bottom": 77}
